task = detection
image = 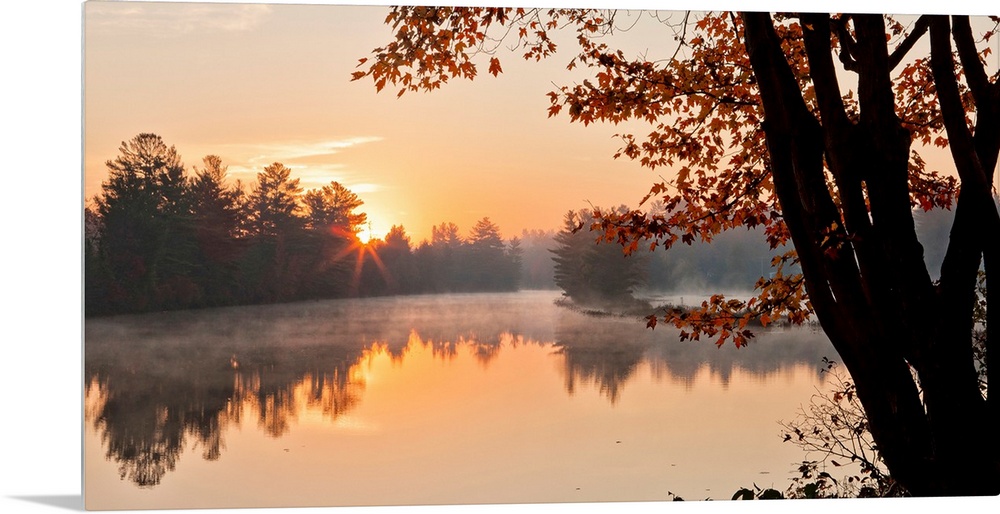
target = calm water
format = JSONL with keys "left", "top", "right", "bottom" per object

{"left": 84, "top": 290, "right": 837, "bottom": 509}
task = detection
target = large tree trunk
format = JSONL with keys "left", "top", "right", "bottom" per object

{"left": 741, "top": 12, "right": 999, "bottom": 496}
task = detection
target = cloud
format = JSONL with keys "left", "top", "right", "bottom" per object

{"left": 220, "top": 137, "right": 385, "bottom": 193}
{"left": 225, "top": 137, "right": 384, "bottom": 172}
{"left": 237, "top": 137, "right": 384, "bottom": 164}
{"left": 86, "top": 2, "right": 272, "bottom": 36}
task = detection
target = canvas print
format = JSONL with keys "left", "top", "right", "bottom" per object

{"left": 83, "top": 0, "right": 1000, "bottom": 510}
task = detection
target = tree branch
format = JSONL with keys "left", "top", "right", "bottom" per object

{"left": 929, "top": 17, "right": 990, "bottom": 190}
{"left": 888, "top": 15, "right": 929, "bottom": 72}
{"left": 951, "top": 15, "right": 992, "bottom": 103}
{"left": 741, "top": 12, "right": 845, "bottom": 329}
{"left": 833, "top": 15, "right": 860, "bottom": 72}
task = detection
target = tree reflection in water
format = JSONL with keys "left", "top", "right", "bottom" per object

{"left": 85, "top": 292, "right": 834, "bottom": 488}
{"left": 85, "top": 320, "right": 366, "bottom": 486}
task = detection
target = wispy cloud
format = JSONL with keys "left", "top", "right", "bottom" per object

{"left": 220, "top": 137, "right": 384, "bottom": 193}
{"left": 87, "top": 2, "right": 273, "bottom": 36}
{"left": 233, "top": 137, "right": 384, "bottom": 165}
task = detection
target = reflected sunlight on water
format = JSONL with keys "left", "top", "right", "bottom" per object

{"left": 84, "top": 291, "right": 836, "bottom": 509}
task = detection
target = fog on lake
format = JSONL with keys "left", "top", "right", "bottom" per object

{"left": 84, "top": 290, "right": 838, "bottom": 509}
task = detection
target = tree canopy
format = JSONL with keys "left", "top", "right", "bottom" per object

{"left": 86, "top": 134, "right": 528, "bottom": 313}
{"left": 353, "top": 7, "right": 1000, "bottom": 496}
{"left": 551, "top": 208, "right": 648, "bottom": 308}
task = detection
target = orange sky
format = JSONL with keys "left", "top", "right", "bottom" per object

{"left": 84, "top": 1, "right": 682, "bottom": 243}
{"left": 82, "top": 1, "right": 998, "bottom": 244}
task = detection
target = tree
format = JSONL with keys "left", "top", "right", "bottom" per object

{"left": 466, "top": 217, "right": 516, "bottom": 290}
{"left": 427, "top": 221, "right": 465, "bottom": 290}
{"left": 378, "top": 225, "right": 420, "bottom": 293}
{"left": 240, "top": 162, "right": 306, "bottom": 301}
{"left": 354, "top": 8, "right": 1000, "bottom": 495}
{"left": 92, "top": 133, "right": 198, "bottom": 311}
{"left": 190, "top": 155, "right": 242, "bottom": 241}
{"left": 430, "top": 221, "right": 463, "bottom": 248}
{"left": 551, "top": 208, "right": 647, "bottom": 307}
{"left": 243, "top": 162, "right": 303, "bottom": 238}
{"left": 84, "top": 204, "right": 111, "bottom": 316}
{"left": 302, "top": 180, "right": 368, "bottom": 235}
{"left": 189, "top": 155, "right": 244, "bottom": 305}
{"left": 506, "top": 235, "right": 524, "bottom": 289}
{"left": 300, "top": 181, "right": 369, "bottom": 298}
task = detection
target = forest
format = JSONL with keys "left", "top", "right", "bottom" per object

{"left": 85, "top": 133, "right": 958, "bottom": 319}
{"left": 84, "top": 133, "right": 524, "bottom": 316}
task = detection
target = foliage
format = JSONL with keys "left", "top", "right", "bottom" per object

{"left": 550, "top": 208, "right": 648, "bottom": 308}
{"left": 778, "top": 358, "right": 904, "bottom": 498}
{"left": 355, "top": 7, "right": 1000, "bottom": 496}
{"left": 466, "top": 217, "right": 516, "bottom": 289}
{"left": 731, "top": 485, "right": 784, "bottom": 500}
{"left": 244, "top": 162, "right": 303, "bottom": 238}
{"left": 303, "top": 180, "right": 368, "bottom": 235}
{"left": 91, "top": 133, "right": 196, "bottom": 312}
{"left": 86, "top": 135, "right": 528, "bottom": 315}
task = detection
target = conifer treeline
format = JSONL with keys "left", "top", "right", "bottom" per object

{"left": 84, "top": 133, "right": 523, "bottom": 316}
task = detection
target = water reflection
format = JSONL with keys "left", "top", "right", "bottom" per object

{"left": 553, "top": 315, "right": 647, "bottom": 404}
{"left": 552, "top": 310, "right": 831, "bottom": 402}
{"left": 85, "top": 291, "right": 834, "bottom": 490}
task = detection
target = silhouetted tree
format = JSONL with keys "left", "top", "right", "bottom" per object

{"left": 302, "top": 181, "right": 368, "bottom": 235}
{"left": 243, "top": 162, "right": 302, "bottom": 238}
{"left": 297, "top": 180, "right": 369, "bottom": 299}
{"left": 84, "top": 205, "right": 111, "bottom": 316}
{"left": 93, "top": 133, "right": 197, "bottom": 312}
{"left": 551, "top": 208, "right": 647, "bottom": 307}
{"left": 238, "top": 162, "right": 307, "bottom": 302}
{"left": 188, "top": 155, "right": 244, "bottom": 305}
{"left": 467, "top": 217, "right": 515, "bottom": 290}
{"left": 378, "top": 225, "right": 417, "bottom": 294}
{"left": 426, "top": 221, "right": 465, "bottom": 291}
{"left": 506, "top": 236, "right": 524, "bottom": 289}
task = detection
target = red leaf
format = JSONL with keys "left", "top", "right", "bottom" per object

{"left": 488, "top": 57, "right": 503, "bottom": 77}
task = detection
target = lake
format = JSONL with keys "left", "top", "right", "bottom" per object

{"left": 84, "top": 290, "right": 838, "bottom": 510}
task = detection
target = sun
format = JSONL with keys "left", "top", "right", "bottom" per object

{"left": 360, "top": 221, "right": 380, "bottom": 244}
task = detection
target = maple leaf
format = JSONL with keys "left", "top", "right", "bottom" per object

{"left": 488, "top": 57, "right": 503, "bottom": 77}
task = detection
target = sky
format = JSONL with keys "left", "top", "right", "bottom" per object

{"left": 82, "top": 1, "right": 999, "bottom": 244}
{"left": 84, "top": 1, "right": 690, "bottom": 243}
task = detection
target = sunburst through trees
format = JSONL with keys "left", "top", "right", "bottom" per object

{"left": 86, "top": 133, "right": 527, "bottom": 315}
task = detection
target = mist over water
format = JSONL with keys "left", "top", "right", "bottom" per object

{"left": 85, "top": 290, "right": 836, "bottom": 509}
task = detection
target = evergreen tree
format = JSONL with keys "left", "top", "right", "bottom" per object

{"left": 379, "top": 225, "right": 417, "bottom": 294}
{"left": 551, "top": 208, "right": 647, "bottom": 307}
{"left": 302, "top": 181, "right": 368, "bottom": 235}
{"left": 428, "top": 221, "right": 464, "bottom": 291}
{"left": 239, "top": 162, "right": 305, "bottom": 302}
{"left": 467, "top": 217, "right": 509, "bottom": 290}
{"left": 189, "top": 155, "right": 244, "bottom": 305}
{"left": 506, "top": 236, "right": 524, "bottom": 289}
{"left": 243, "top": 162, "right": 303, "bottom": 238}
{"left": 93, "top": 133, "right": 197, "bottom": 311}
{"left": 300, "top": 181, "right": 368, "bottom": 299}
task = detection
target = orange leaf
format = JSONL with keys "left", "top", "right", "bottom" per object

{"left": 488, "top": 57, "right": 503, "bottom": 77}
